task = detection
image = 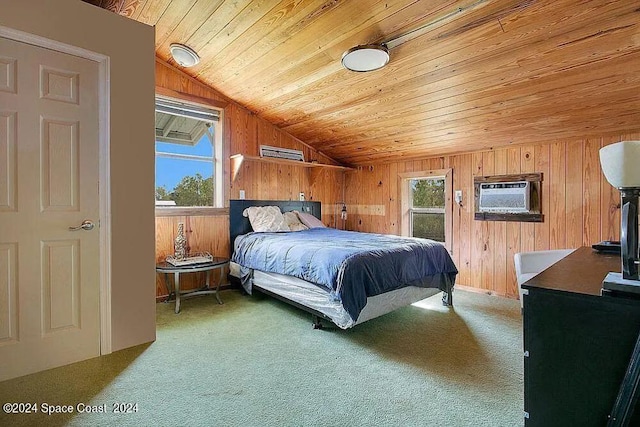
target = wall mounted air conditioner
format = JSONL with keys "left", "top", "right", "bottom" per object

{"left": 259, "top": 145, "right": 304, "bottom": 162}
{"left": 478, "top": 181, "right": 531, "bottom": 213}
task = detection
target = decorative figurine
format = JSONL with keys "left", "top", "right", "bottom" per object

{"left": 174, "top": 222, "right": 187, "bottom": 260}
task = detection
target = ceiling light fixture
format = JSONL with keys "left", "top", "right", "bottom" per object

{"left": 341, "top": 44, "right": 389, "bottom": 72}
{"left": 341, "top": 0, "right": 486, "bottom": 72}
{"left": 170, "top": 43, "right": 200, "bottom": 68}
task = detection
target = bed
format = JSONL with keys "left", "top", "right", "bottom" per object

{"left": 229, "top": 199, "right": 458, "bottom": 329}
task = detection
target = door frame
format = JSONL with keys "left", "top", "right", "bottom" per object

{"left": 0, "top": 26, "right": 113, "bottom": 354}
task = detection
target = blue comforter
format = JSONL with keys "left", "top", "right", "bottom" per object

{"left": 232, "top": 228, "right": 458, "bottom": 321}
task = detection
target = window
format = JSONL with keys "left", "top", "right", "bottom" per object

{"left": 399, "top": 169, "right": 452, "bottom": 249}
{"left": 154, "top": 97, "right": 223, "bottom": 209}
{"left": 409, "top": 177, "right": 445, "bottom": 241}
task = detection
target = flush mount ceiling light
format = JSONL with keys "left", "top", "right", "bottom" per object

{"left": 341, "top": 44, "right": 389, "bottom": 72}
{"left": 170, "top": 43, "right": 200, "bottom": 68}
{"left": 341, "top": 0, "right": 485, "bottom": 72}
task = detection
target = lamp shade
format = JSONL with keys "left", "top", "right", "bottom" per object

{"left": 341, "top": 44, "right": 389, "bottom": 72}
{"left": 599, "top": 141, "right": 640, "bottom": 189}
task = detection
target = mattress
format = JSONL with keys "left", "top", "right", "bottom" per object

{"left": 232, "top": 227, "right": 457, "bottom": 322}
{"left": 230, "top": 262, "right": 441, "bottom": 329}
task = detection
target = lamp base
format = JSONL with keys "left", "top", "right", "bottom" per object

{"left": 603, "top": 272, "right": 640, "bottom": 295}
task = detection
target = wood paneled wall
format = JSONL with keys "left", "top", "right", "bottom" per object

{"left": 155, "top": 215, "right": 230, "bottom": 298}
{"left": 155, "top": 59, "right": 343, "bottom": 298}
{"left": 154, "top": 56, "right": 638, "bottom": 301}
{"left": 345, "top": 132, "right": 640, "bottom": 299}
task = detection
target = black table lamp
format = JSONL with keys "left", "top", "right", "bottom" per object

{"left": 600, "top": 141, "right": 640, "bottom": 292}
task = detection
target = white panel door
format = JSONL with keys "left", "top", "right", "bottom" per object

{"left": 0, "top": 37, "right": 100, "bottom": 381}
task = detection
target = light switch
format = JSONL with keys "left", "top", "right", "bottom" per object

{"left": 455, "top": 190, "right": 463, "bottom": 205}
{"left": 239, "top": 190, "right": 245, "bottom": 200}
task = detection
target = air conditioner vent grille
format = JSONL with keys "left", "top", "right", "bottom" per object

{"left": 479, "top": 181, "right": 531, "bottom": 213}
{"left": 260, "top": 145, "right": 304, "bottom": 162}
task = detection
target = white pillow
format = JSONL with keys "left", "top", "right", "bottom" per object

{"left": 283, "top": 211, "right": 309, "bottom": 232}
{"left": 243, "top": 206, "right": 290, "bottom": 232}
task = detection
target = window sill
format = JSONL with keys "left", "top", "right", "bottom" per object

{"left": 155, "top": 207, "right": 229, "bottom": 217}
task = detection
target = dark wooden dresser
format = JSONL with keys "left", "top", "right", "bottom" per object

{"left": 522, "top": 247, "right": 640, "bottom": 426}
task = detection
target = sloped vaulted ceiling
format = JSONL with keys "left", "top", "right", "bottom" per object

{"left": 85, "top": 0, "right": 640, "bottom": 165}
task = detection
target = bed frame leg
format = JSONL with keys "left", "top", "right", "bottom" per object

{"left": 442, "top": 287, "right": 453, "bottom": 307}
{"left": 312, "top": 315, "right": 324, "bottom": 330}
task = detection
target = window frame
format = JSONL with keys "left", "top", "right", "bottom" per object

{"left": 408, "top": 176, "right": 446, "bottom": 240}
{"left": 398, "top": 168, "right": 453, "bottom": 252}
{"left": 154, "top": 91, "right": 226, "bottom": 217}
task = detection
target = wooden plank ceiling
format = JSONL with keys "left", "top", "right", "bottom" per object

{"left": 85, "top": 0, "right": 640, "bottom": 166}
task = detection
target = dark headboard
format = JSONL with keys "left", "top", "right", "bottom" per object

{"left": 229, "top": 199, "right": 322, "bottom": 256}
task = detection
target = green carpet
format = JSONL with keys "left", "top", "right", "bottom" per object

{"left": 0, "top": 289, "right": 523, "bottom": 426}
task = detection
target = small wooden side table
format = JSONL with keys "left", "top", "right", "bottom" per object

{"left": 156, "top": 257, "right": 229, "bottom": 313}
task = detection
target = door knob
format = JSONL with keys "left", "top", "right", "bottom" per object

{"left": 69, "top": 220, "right": 95, "bottom": 231}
